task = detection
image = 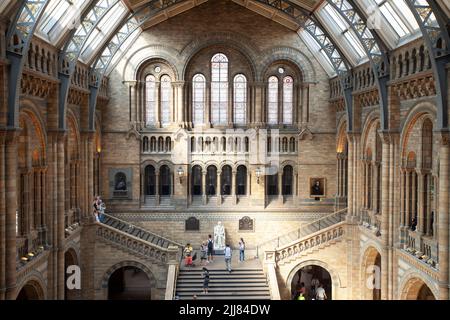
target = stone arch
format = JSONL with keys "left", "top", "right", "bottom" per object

{"left": 19, "top": 103, "right": 47, "bottom": 162}
{"left": 180, "top": 31, "right": 259, "bottom": 80}
{"left": 360, "top": 245, "right": 382, "bottom": 300}
{"left": 257, "top": 47, "right": 316, "bottom": 82}
{"left": 122, "top": 45, "right": 182, "bottom": 81}
{"left": 15, "top": 273, "right": 47, "bottom": 300}
{"left": 286, "top": 259, "right": 342, "bottom": 300}
{"left": 336, "top": 121, "right": 348, "bottom": 153}
{"left": 400, "top": 102, "right": 436, "bottom": 161}
{"left": 399, "top": 272, "right": 438, "bottom": 300}
{"left": 100, "top": 260, "right": 157, "bottom": 300}
{"left": 280, "top": 160, "right": 297, "bottom": 174}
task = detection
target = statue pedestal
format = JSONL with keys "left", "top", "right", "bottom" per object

{"left": 213, "top": 249, "right": 225, "bottom": 255}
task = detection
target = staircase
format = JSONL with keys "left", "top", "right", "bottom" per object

{"left": 256, "top": 208, "right": 347, "bottom": 257}
{"left": 175, "top": 267, "right": 271, "bottom": 300}
{"left": 101, "top": 213, "right": 182, "bottom": 249}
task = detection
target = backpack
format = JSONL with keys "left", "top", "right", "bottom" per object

{"left": 207, "top": 239, "right": 213, "bottom": 250}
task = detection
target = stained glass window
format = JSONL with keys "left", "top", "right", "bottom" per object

{"left": 145, "top": 75, "right": 156, "bottom": 126}
{"left": 283, "top": 76, "right": 293, "bottom": 125}
{"left": 160, "top": 75, "right": 171, "bottom": 127}
{"left": 268, "top": 76, "right": 278, "bottom": 125}
{"left": 233, "top": 74, "right": 247, "bottom": 125}
{"left": 192, "top": 74, "right": 205, "bottom": 125}
{"left": 211, "top": 53, "right": 228, "bottom": 125}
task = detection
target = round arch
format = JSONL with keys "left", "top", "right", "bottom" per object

{"left": 286, "top": 259, "right": 342, "bottom": 300}
{"left": 360, "top": 245, "right": 382, "bottom": 300}
{"left": 399, "top": 272, "right": 438, "bottom": 300}
{"left": 15, "top": 274, "right": 46, "bottom": 300}
{"left": 100, "top": 260, "right": 157, "bottom": 300}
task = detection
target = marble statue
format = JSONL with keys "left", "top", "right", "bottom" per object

{"left": 214, "top": 221, "right": 225, "bottom": 251}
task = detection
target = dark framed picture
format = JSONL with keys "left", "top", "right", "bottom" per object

{"left": 310, "top": 177, "right": 326, "bottom": 198}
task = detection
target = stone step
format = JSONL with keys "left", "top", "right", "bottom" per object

{"left": 178, "top": 275, "right": 266, "bottom": 280}
{"left": 177, "top": 291, "right": 271, "bottom": 297}
{"left": 179, "top": 296, "right": 271, "bottom": 300}
{"left": 176, "top": 287, "right": 270, "bottom": 292}
{"left": 177, "top": 282, "right": 268, "bottom": 288}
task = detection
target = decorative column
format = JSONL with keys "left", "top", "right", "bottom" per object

{"left": 217, "top": 171, "right": 221, "bottom": 205}
{"left": 301, "top": 84, "right": 310, "bottom": 126}
{"left": 400, "top": 169, "right": 405, "bottom": 227}
{"left": 232, "top": 170, "right": 237, "bottom": 204}
{"left": 155, "top": 172, "right": 160, "bottom": 205}
{"left": 417, "top": 171, "right": 425, "bottom": 234}
{"left": 155, "top": 80, "right": 161, "bottom": 128}
{"left": 202, "top": 172, "right": 207, "bottom": 205}
{"left": 4, "top": 130, "right": 18, "bottom": 299}
{"left": 411, "top": 171, "right": 417, "bottom": 226}
{"left": 347, "top": 133, "right": 354, "bottom": 218}
{"left": 253, "top": 82, "right": 264, "bottom": 127}
{"left": 438, "top": 133, "right": 449, "bottom": 300}
{"left": 380, "top": 133, "right": 391, "bottom": 300}
{"left": 0, "top": 131, "right": 5, "bottom": 300}
{"left": 205, "top": 84, "right": 211, "bottom": 128}
{"left": 405, "top": 170, "right": 411, "bottom": 229}
{"left": 57, "top": 132, "right": 66, "bottom": 300}
{"left": 173, "top": 81, "right": 185, "bottom": 127}
{"left": 278, "top": 170, "right": 283, "bottom": 202}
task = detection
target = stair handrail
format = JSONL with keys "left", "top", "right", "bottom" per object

{"left": 256, "top": 208, "right": 347, "bottom": 257}
{"left": 102, "top": 213, "right": 184, "bottom": 248}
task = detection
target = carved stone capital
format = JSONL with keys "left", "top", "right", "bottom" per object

{"left": 439, "top": 130, "right": 450, "bottom": 146}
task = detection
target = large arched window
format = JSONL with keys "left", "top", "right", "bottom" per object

{"left": 145, "top": 75, "right": 156, "bottom": 126}
{"left": 191, "top": 165, "right": 202, "bottom": 196}
{"left": 268, "top": 76, "right": 278, "bottom": 124}
{"left": 233, "top": 74, "right": 247, "bottom": 124}
{"left": 206, "top": 165, "right": 217, "bottom": 196}
{"left": 221, "top": 165, "right": 232, "bottom": 196}
{"left": 282, "top": 165, "right": 293, "bottom": 195}
{"left": 145, "top": 165, "right": 156, "bottom": 195}
{"left": 211, "top": 53, "right": 228, "bottom": 125}
{"left": 160, "top": 165, "right": 171, "bottom": 196}
{"left": 283, "top": 76, "right": 293, "bottom": 124}
{"left": 236, "top": 165, "right": 247, "bottom": 195}
{"left": 160, "top": 75, "right": 171, "bottom": 127}
{"left": 192, "top": 74, "right": 206, "bottom": 125}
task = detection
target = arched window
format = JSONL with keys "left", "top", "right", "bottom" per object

{"left": 160, "top": 75, "right": 171, "bottom": 127}
{"left": 206, "top": 165, "right": 217, "bottom": 195}
{"left": 211, "top": 53, "right": 228, "bottom": 125}
{"left": 192, "top": 74, "right": 205, "bottom": 125}
{"left": 165, "top": 137, "right": 171, "bottom": 152}
{"left": 236, "top": 165, "right": 247, "bottom": 195}
{"left": 160, "top": 165, "right": 171, "bottom": 196}
{"left": 282, "top": 165, "right": 293, "bottom": 195}
{"left": 191, "top": 137, "right": 196, "bottom": 152}
{"left": 268, "top": 76, "right": 278, "bottom": 124}
{"left": 289, "top": 137, "right": 296, "bottom": 152}
{"left": 221, "top": 165, "right": 232, "bottom": 195}
{"left": 283, "top": 76, "right": 293, "bottom": 124}
{"left": 143, "top": 136, "right": 149, "bottom": 152}
{"left": 150, "top": 137, "right": 156, "bottom": 152}
{"left": 191, "top": 165, "right": 202, "bottom": 196}
{"left": 145, "top": 75, "right": 156, "bottom": 126}
{"left": 244, "top": 137, "right": 249, "bottom": 152}
{"left": 145, "top": 165, "right": 155, "bottom": 195}
{"left": 267, "top": 173, "right": 278, "bottom": 196}
{"left": 233, "top": 74, "right": 247, "bottom": 124}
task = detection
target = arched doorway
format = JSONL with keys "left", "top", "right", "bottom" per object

{"left": 291, "top": 265, "right": 332, "bottom": 300}
{"left": 145, "top": 165, "right": 156, "bottom": 195}
{"left": 16, "top": 280, "right": 44, "bottom": 300}
{"left": 221, "top": 165, "right": 232, "bottom": 195}
{"left": 361, "top": 246, "right": 382, "bottom": 300}
{"left": 402, "top": 277, "right": 436, "bottom": 300}
{"left": 191, "top": 165, "right": 202, "bottom": 196}
{"left": 108, "top": 266, "right": 152, "bottom": 300}
{"left": 159, "top": 165, "right": 171, "bottom": 196}
{"left": 65, "top": 248, "right": 80, "bottom": 300}
{"left": 206, "top": 165, "right": 217, "bottom": 196}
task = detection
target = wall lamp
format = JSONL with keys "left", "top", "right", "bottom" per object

{"left": 255, "top": 167, "right": 261, "bottom": 184}
{"left": 177, "top": 167, "right": 184, "bottom": 184}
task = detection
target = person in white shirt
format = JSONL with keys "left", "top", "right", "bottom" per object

{"left": 315, "top": 283, "right": 327, "bottom": 300}
{"left": 224, "top": 244, "right": 232, "bottom": 273}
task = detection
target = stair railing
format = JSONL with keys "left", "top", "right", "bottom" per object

{"left": 256, "top": 208, "right": 347, "bottom": 258}
{"left": 100, "top": 213, "right": 184, "bottom": 248}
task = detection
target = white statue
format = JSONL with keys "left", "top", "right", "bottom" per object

{"left": 214, "top": 221, "right": 225, "bottom": 251}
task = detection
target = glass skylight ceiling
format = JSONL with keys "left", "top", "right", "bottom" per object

{"left": 5, "top": 0, "right": 443, "bottom": 78}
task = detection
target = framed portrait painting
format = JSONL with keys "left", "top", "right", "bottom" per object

{"left": 310, "top": 177, "right": 326, "bottom": 198}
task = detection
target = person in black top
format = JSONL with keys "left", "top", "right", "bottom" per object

{"left": 207, "top": 234, "right": 214, "bottom": 263}
{"left": 202, "top": 267, "right": 210, "bottom": 294}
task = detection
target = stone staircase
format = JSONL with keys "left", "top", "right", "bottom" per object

{"left": 256, "top": 208, "right": 347, "bottom": 257}
{"left": 101, "top": 213, "right": 182, "bottom": 249}
{"left": 175, "top": 267, "right": 271, "bottom": 300}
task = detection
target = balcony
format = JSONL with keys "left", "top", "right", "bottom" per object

{"left": 403, "top": 229, "right": 437, "bottom": 268}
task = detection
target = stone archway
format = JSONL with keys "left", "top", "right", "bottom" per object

{"left": 286, "top": 260, "right": 341, "bottom": 300}
{"left": 361, "top": 246, "right": 382, "bottom": 300}
{"left": 100, "top": 261, "right": 157, "bottom": 300}
{"left": 401, "top": 277, "right": 436, "bottom": 300}
{"left": 16, "top": 280, "right": 45, "bottom": 300}
{"left": 291, "top": 265, "right": 332, "bottom": 300}
{"left": 65, "top": 248, "right": 80, "bottom": 300}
